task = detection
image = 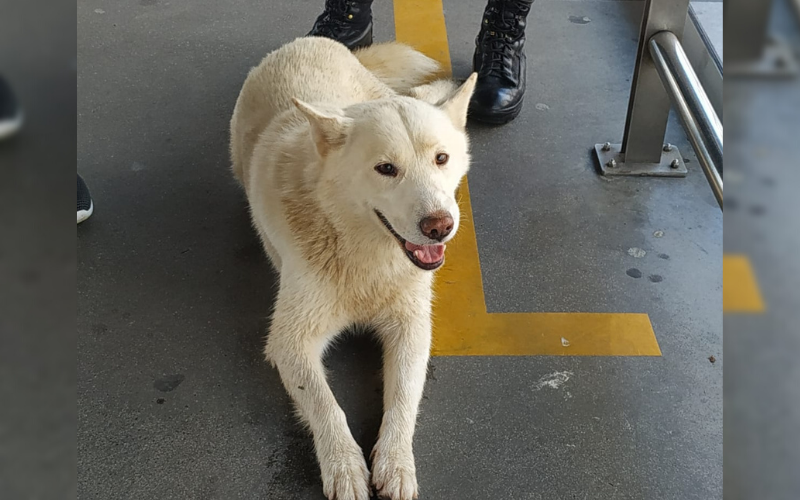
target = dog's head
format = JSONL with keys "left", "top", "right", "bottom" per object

{"left": 292, "top": 74, "right": 477, "bottom": 271}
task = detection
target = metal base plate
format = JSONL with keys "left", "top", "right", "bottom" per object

{"left": 594, "top": 143, "right": 688, "bottom": 177}
{"left": 727, "top": 38, "right": 799, "bottom": 78}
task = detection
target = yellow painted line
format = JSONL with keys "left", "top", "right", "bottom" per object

{"left": 723, "top": 255, "right": 765, "bottom": 313}
{"left": 394, "top": 0, "right": 661, "bottom": 356}
{"left": 393, "top": 0, "right": 452, "bottom": 78}
{"left": 431, "top": 183, "right": 660, "bottom": 356}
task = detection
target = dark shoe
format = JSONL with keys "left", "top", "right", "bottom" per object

{"left": 470, "top": 0, "right": 533, "bottom": 124}
{"left": 0, "top": 74, "right": 23, "bottom": 140}
{"left": 307, "top": 0, "right": 374, "bottom": 50}
{"left": 77, "top": 175, "right": 94, "bottom": 224}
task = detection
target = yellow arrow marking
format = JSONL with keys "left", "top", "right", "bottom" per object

{"left": 394, "top": 0, "right": 661, "bottom": 356}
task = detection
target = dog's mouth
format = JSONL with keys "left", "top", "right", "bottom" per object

{"left": 374, "top": 210, "right": 445, "bottom": 271}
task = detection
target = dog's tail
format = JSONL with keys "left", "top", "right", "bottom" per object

{"left": 354, "top": 42, "right": 441, "bottom": 93}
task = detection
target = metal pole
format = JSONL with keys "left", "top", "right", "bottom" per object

{"left": 649, "top": 31, "right": 723, "bottom": 208}
{"left": 621, "top": 0, "right": 691, "bottom": 164}
{"left": 724, "top": 0, "right": 772, "bottom": 64}
{"left": 725, "top": 0, "right": 798, "bottom": 77}
{"left": 793, "top": 0, "right": 800, "bottom": 32}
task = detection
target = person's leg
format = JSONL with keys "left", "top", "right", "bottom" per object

{"left": 0, "top": 74, "right": 23, "bottom": 140}
{"left": 307, "top": 0, "right": 374, "bottom": 49}
{"left": 469, "top": 0, "right": 534, "bottom": 124}
{"left": 77, "top": 175, "right": 94, "bottom": 224}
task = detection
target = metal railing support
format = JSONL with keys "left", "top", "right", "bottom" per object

{"left": 725, "top": 0, "right": 798, "bottom": 77}
{"left": 649, "top": 31, "right": 723, "bottom": 207}
{"left": 594, "top": 0, "right": 691, "bottom": 178}
{"left": 622, "top": 0, "right": 691, "bottom": 164}
{"left": 726, "top": 0, "right": 773, "bottom": 63}
{"left": 594, "top": 0, "right": 724, "bottom": 208}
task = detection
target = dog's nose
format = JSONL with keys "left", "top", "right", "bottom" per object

{"left": 419, "top": 213, "right": 454, "bottom": 242}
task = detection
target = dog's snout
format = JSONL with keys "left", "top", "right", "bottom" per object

{"left": 419, "top": 212, "right": 454, "bottom": 242}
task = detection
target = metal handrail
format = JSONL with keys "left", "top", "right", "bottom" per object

{"left": 649, "top": 30, "right": 724, "bottom": 208}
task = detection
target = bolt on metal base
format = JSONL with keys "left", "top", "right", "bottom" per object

{"left": 727, "top": 37, "right": 799, "bottom": 78}
{"left": 594, "top": 143, "right": 688, "bottom": 177}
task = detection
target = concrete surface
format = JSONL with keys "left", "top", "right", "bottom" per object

{"left": 723, "top": 3, "right": 800, "bottom": 498}
{"left": 77, "top": 0, "right": 722, "bottom": 498}
{"left": 1, "top": 2, "right": 77, "bottom": 499}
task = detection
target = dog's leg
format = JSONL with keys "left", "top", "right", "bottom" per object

{"left": 371, "top": 302, "right": 432, "bottom": 500}
{"left": 266, "top": 290, "right": 369, "bottom": 500}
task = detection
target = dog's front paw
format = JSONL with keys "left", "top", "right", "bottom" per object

{"left": 370, "top": 440, "right": 418, "bottom": 500}
{"left": 320, "top": 445, "right": 371, "bottom": 500}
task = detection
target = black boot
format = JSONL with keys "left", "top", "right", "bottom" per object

{"left": 470, "top": 0, "right": 533, "bottom": 124}
{"left": 307, "top": 0, "right": 374, "bottom": 50}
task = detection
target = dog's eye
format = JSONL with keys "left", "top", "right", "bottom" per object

{"left": 435, "top": 153, "right": 449, "bottom": 166}
{"left": 375, "top": 163, "right": 398, "bottom": 177}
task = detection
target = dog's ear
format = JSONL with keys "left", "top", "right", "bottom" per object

{"left": 439, "top": 73, "right": 477, "bottom": 130}
{"left": 292, "top": 98, "right": 352, "bottom": 157}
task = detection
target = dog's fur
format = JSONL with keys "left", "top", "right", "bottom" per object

{"left": 230, "top": 37, "right": 476, "bottom": 500}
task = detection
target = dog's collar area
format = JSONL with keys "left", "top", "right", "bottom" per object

{"left": 374, "top": 210, "right": 445, "bottom": 271}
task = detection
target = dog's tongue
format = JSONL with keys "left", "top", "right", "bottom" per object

{"left": 404, "top": 241, "right": 445, "bottom": 264}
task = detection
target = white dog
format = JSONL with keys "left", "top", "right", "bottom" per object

{"left": 230, "top": 37, "right": 476, "bottom": 500}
